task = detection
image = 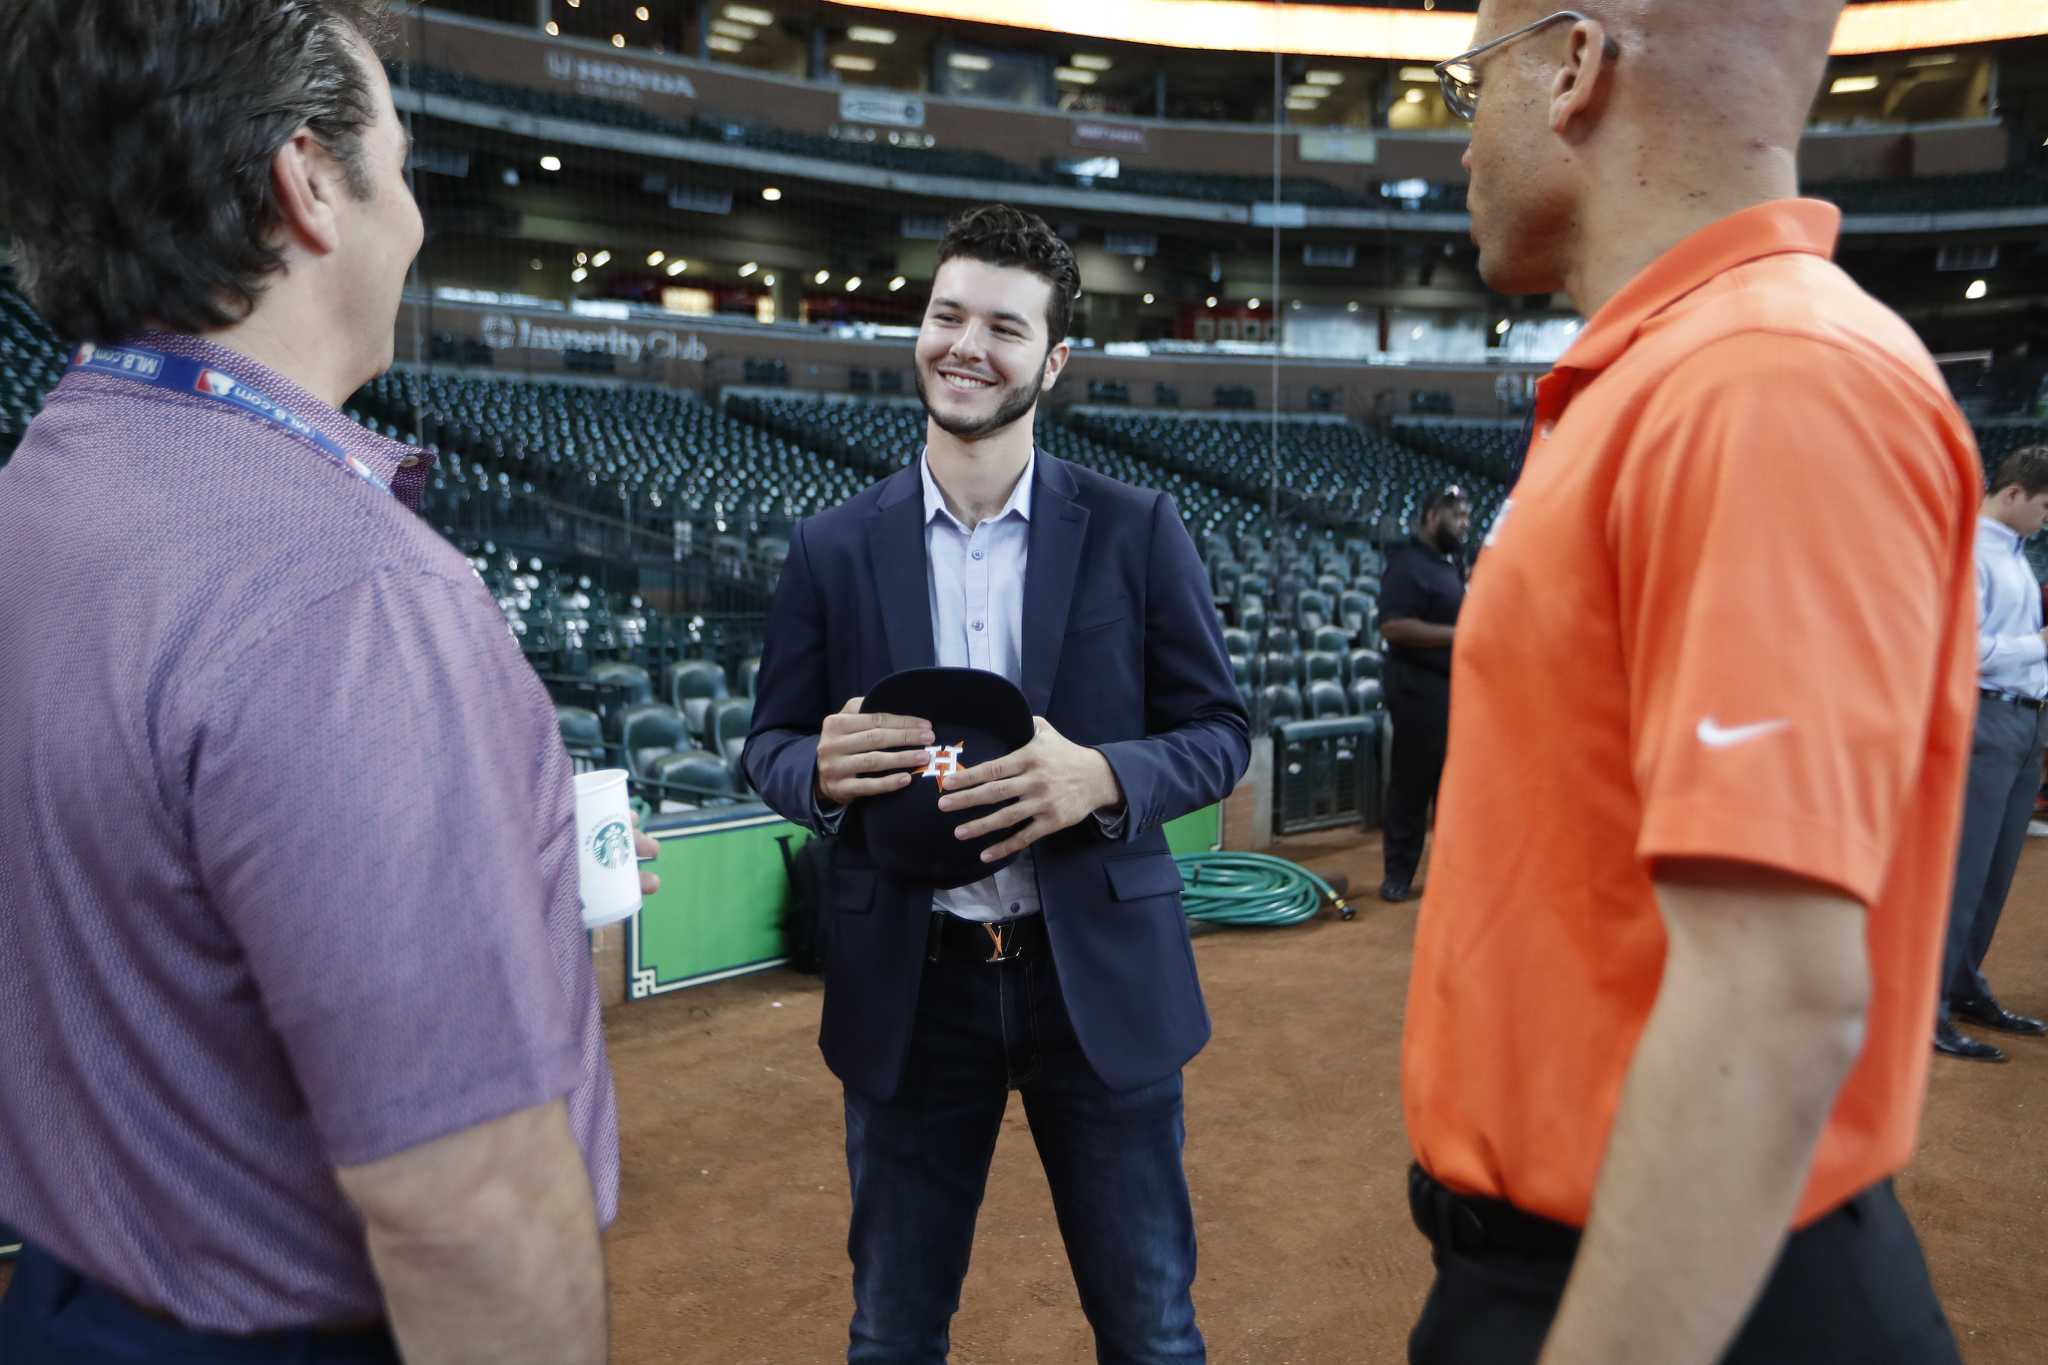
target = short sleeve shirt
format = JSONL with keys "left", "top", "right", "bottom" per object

{"left": 1402, "top": 202, "right": 1983, "bottom": 1229}
{"left": 1377, "top": 536, "right": 1466, "bottom": 675}
{"left": 0, "top": 335, "right": 619, "bottom": 1331}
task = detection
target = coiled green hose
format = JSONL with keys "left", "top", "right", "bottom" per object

{"left": 1175, "top": 851, "right": 1351, "bottom": 927}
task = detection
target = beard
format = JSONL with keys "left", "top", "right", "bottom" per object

{"left": 915, "top": 360, "right": 1042, "bottom": 442}
{"left": 1431, "top": 523, "right": 1466, "bottom": 557}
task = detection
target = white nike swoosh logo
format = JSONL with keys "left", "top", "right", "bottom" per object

{"left": 1697, "top": 717, "right": 1791, "bottom": 749}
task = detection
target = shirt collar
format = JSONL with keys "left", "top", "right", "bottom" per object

{"left": 1553, "top": 199, "right": 1842, "bottom": 378}
{"left": 920, "top": 447, "right": 1036, "bottom": 532}
{"left": 1980, "top": 516, "right": 2026, "bottom": 556}
{"left": 79, "top": 333, "right": 435, "bottom": 510}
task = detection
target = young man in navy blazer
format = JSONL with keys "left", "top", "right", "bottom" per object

{"left": 745, "top": 205, "right": 1250, "bottom": 1364}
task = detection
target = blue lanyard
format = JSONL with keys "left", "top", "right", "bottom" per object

{"left": 69, "top": 342, "right": 393, "bottom": 497}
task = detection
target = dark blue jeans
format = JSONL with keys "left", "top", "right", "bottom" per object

{"left": 842, "top": 942, "right": 1204, "bottom": 1365}
{"left": 0, "top": 1244, "right": 399, "bottom": 1363}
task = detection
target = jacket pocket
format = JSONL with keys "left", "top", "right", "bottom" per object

{"left": 1104, "top": 853, "right": 1184, "bottom": 902}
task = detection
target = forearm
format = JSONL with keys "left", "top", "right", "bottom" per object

{"left": 344, "top": 1105, "right": 607, "bottom": 1365}
{"left": 1381, "top": 620, "right": 1456, "bottom": 649}
{"left": 1538, "top": 880, "right": 1867, "bottom": 1365}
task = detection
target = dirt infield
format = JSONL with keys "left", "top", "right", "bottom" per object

{"left": 6, "top": 830, "right": 2046, "bottom": 1361}
{"left": 603, "top": 829, "right": 2048, "bottom": 1364}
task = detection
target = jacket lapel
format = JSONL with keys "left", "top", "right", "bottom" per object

{"left": 866, "top": 465, "right": 936, "bottom": 676}
{"left": 1021, "top": 456, "right": 1089, "bottom": 716}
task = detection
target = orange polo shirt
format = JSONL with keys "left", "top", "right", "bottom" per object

{"left": 1402, "top": 200, "right": 1982, "bottom": 1230}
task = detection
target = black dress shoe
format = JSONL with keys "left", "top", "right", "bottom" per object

{"left": 1948, "top": 995, "right": 2048, "bottom": 1037}
{"left": 1934, "top": 1020, "right": 2008, "bottom": 1063}
{"left": 1379, "top": 878, "right": 1413, "bottom": 903}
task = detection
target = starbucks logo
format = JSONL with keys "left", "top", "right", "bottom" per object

{"left": 588, "top": 819, "right": 633, "bottom": 871}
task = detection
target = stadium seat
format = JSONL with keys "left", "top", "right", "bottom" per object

{"left": 1260, "top": 652, "right": 1301, "bottom": 688}
{"left": 1348, "top": 649, "right": 1383, "bottom": 683}
{"left": 708, "top": 699, "right": 754, "bottom": 763}
{"left": 1351, "top": 678, "right": 1385, "bottom": 713}
{"left": 645, "top": 750, "right": 738, "bottom": 806}
{"left": 667, "top": 660, "right": 729, "bottom": 734}
{"left": 618, "top": 703, "right": 686, "bottom": 783}
{"left": 1303, "top": 651, "right": 1343, "bottom": 684}
{"left": 588, "top": 660, "right": 654, "bottom": 709}
{"left": 555, "top": 705, "right": 606, "bottom": 773}
{"left": 1307, "top": 679, "right": 1350, "bottom": 719}
{"left": 1312, "top": 627, "right": 1351, "bottom": 655}
{"left": 1260, "top": 683, "right": 1304, "bottom": 733}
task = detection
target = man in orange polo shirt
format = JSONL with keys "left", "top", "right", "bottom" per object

{"left": 1403, "top": 3, "right": 1978, "bottom": 1362}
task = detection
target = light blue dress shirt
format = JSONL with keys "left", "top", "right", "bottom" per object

{"left": 1975, "top": 516, "right": 2048, "bottom": 699}
{"left": 816, "top": 449, "right": 1124, "bottom": 924}
{"left": 919, "top": 449, "right": 1044, "bottom": 923}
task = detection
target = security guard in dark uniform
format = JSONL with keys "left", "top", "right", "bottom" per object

{"left": 1376, "top": 486, "right": 1471, "bottom": 902}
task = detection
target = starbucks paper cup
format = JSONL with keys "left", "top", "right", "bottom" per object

{"left": 574, "top": 769, "right": 642, "bottom": 928}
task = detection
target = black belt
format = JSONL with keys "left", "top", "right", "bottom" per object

{"left": 1408, "top": 1164, "right": 1582, "bottom": 1261}
{"left": 1980, "top": 688, "right": 2046, "bottom": 712}
{"left": 926, "top": 911, "right": 1047, "bottom": 964}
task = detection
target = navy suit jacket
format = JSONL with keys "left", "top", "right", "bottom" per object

{"left": 743, "top": 453, "right": 1251, "bottom": 1099}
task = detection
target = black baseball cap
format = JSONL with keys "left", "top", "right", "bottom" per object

{"left": 859, "top": 667, "right": 1037, "bottom": 890}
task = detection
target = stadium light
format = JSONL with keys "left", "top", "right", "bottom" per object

{"left": 1307, "top": 69, "right": 1346, "bottom": 84}
{"left": 1206, "top": 295, "right": 1218, "bottom": 308}
{"left": 611, "top": 33, "right": 626, "bottom": 47}
{"left": 711, "top": 19, "right": 757, "bottom": 38}
{"left": 647, "top": 250, "right": 666, "bottom": 266}
{"left": 849, "top": 25, "right": 898, "bottom": 42}
{"left": 571, "top": 267, "right": 588, "bottom": 282}
{"left": 1405, "top": 88, "right": 1425, "bottom": 103}
{"left": 846, "top": 276, "right": 863, "bottom": 291}
{"left": 815, "top": 269, "right": 831, "bottom": 285}
{"left": 707, "top": 35, "right": 744, "bottom": 52}
{"left": 725, "top": 5, "right": 775, "bottom": 25}
{"left": 576, "top": 251, "right": 588, "bottom": 265}
{"left": 832, "top": 54, "right": 879, "bottom": 71}
{"left": 1071, "top": 54, "right": 1113, "bottom": 70}
{"left": 1966, "top": 279, "right": 1988, "bottom": 300}
{"left": 1248, "top": 298, "right": 1261, "bottom": 309}
{"left": 1055, "top": 66, "right": 1097, "bottom": 84}
{"left": 1495, "top": 318, "right": 1511, "bottom": 335}
{"left": 1346, "top": 301, "right": 1361, "bottom": 312}
{"left": 762, "top": 186, "right": 783, "bottom": 201}
{"left": 739, "top": 261, "right": 760, "bottom": 277}
{"left": 545, "top": 20, "right": 559, "bottom": 35}
{"left": 763, "top": 274, "right": 776, "bottom": 286}
{"left": 666, "top": 259, "right": 688, "bottom": 276}
{"left": 947, "top": 52, "right": 994, "bottom": 71}
{"left": 1398, "top": 65, "right": 1435, "bottom": 81}
{"left": 636, "top": 5, "right": 651, "bottom": 19}
{"left": 1288, "top": 83, "right": 1330, "bottom": 98}
{"left": 1829, "top": 75, "right": 1881, "bottom": 94}
{"left": 1285, "top": 98, "right": 1319, "bottom": 111}
{"left": 889, "top": 276, "right": 908, "bottom": 291}
{"left": 540, "top": 155, "right": 562, "bottom": 171}
{"left": 1142, "top": 293, "right": 1155, "bottom": 304}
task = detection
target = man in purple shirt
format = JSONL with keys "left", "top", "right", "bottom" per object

{"left": 0, "top": 4, "right": 638, "bottom": 1361}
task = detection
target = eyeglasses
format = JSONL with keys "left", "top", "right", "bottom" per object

{"left": 1432, "top": 10, "right": 1620, "bottom": 122}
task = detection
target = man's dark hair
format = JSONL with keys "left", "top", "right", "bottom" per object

{"left": 935, "top": 205, "right": 1081, "bottom": 347}
{"left": 0, "top": 0, "right": 396, "bottom": 342}
{"left": 1991, "top": 448, "right": 2048, "bottom": 500}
